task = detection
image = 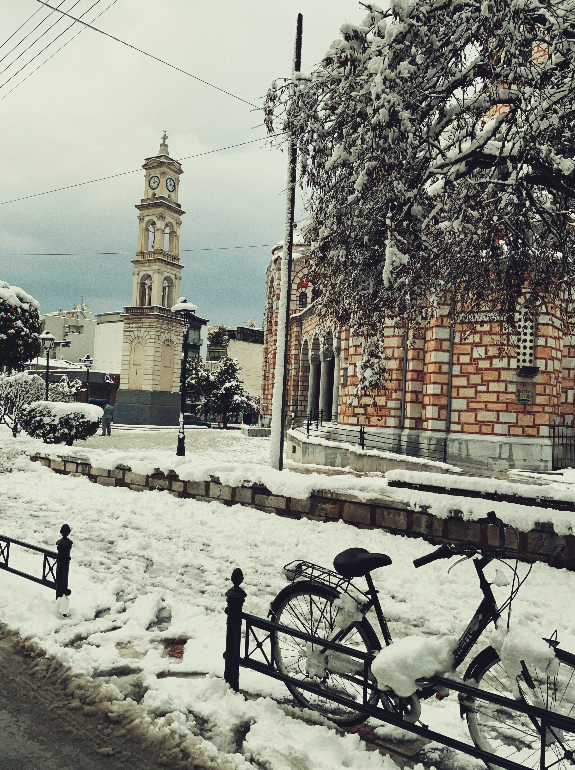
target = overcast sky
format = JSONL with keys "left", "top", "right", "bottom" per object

{"left": 0, "top": 0, "right": 362, "bottom": 327}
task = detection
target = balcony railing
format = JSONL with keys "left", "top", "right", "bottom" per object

{"left": 124, "top": 305, "right": 178, "bottom": 319}
{"left": 139, "top": 250, "right": 179, "bottom": 263}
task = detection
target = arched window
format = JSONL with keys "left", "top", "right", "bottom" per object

{"left": 161, "top": 277, "right": 173, "bottom": 308}
{"left": 299, "top": 292, "right": 307, "bottom": 309}
{"left": 139, "top": 276, "right": 152, "bottom": 307}
{"left": 147, "top": 223, "right": 156, "bottom": 251}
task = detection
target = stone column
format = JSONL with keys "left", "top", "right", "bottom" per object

{"left": 319, "top": 351, "right": 331, "bottom": 418}
{"left": 332, "top": 347, "right": 341, "bottom": 422}
{"left": 307, "top": 359, "right": 319, "bottom": 414}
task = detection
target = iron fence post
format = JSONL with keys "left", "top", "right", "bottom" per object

{"left": 360, "top": 425, "right": 365, "bottom": 450}
{"left": 224, "top": 567, "right": 246, "bottom": 692}
{"left": 55, "top": 524, "right": 72, "bottom": 599}
{"left": 306, "top": 412, "right": 310, "bottom": 436}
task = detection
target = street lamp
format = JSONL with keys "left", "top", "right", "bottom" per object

{"left": 39, "top": 331, "right": 55, "bottom": 400}
{"left": 172, "top": 298, "right": 207, "bottom": 457}
{"left": 80, "top": 354, "right": 93, "bottom": 402}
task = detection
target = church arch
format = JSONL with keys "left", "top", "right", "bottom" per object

{"left": 138, "top": 274, "right": 153, "bottom": 307}
{"left": 128, "top": 337, "right": 146, "bottom": 390}
{"left": 159, "top": 340, "right": 175, "bottom": 391}
{"left": 161, "top": 276, "right": 174, "bottom": 308}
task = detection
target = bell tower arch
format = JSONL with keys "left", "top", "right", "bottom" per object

{"left": 115, "top": 133, "right": 187, "bottom": 425}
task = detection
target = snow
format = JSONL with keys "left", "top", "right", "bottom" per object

{"left": 30, "top": 400, "right": 103, "bottom": 420}
{"left": 171, "top": 298, "right": 198, "bottom": 313}
{"left": 0, "top": 280, "right": 40, "bottom": 310}
{"left": 2, "top": 433, "right": 575, "bottom": 768}
{"left": 488, "top": 622, "right": 558, "bottom": 699}
{"left": 372, "top": 635, "right": 457, "bottom": 697}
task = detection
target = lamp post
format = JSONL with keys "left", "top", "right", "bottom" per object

{"left": 80, "top": 354, "right": 93, "bottom": 402}
{"left": 39, "top": 331, "right": 55, "bottom": 400}
{"left": 172, "top": 298, "right": 207, "bottom": 457}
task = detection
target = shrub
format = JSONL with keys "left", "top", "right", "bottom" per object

{"left": 19, "top": 401, "right": 102, "bottom": 445}
{"left": 0, "top": 372, "right": 45, "bottom": 436}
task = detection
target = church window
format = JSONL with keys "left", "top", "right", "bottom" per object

{"left": 299, "top": 292, "right": 307, "bottom": 309}
{"left": 139, "top": 276, "right": 152, "bottom": 307}
{"left": 161, "top": 277, "right": 173, "bottom": 308}
{"left": 147, "top": 223, "right": 156, "bottom": 251}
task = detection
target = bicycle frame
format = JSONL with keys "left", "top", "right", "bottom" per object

{"left": 314, "top": 553, "right": 500, "bottom": 676}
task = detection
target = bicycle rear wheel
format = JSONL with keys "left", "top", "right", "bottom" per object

{"left": 465, "top": 645, "right": 575, "bottom": 770}
{"left": 270, "top": 581, "right": 380, "bottom": 726}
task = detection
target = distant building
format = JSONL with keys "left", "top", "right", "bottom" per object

{"left": 93, "top": 311, "right": 123, "bottom": 373}
{"left": 40, "top": 303, "right": 95, "bottom": 364}
{"left": 206, "top": 324, "right": 264, "bottom": 398}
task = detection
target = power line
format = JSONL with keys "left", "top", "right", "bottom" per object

{"left": 36, "top": 0, "right": 258, "bottom": 108}
{"left": 0, "top": 136, "right": 269, "bottom": 205}
{"left": 0, "top": 245, "right": 274, "bottom": 256}
{"left": 0, "top": 0, "right": 104, "bottom": 92}
{"left": 0, "top": 0, "right": 87, "bottom": 77}
{"left": 0, "top": 5, "right": 45, "bottom": 54}
{"left": 1, "top": 0, "right": 118, "bottom": 101}
{"left": 0, "top": 1, "right": 63, "bottom": 62}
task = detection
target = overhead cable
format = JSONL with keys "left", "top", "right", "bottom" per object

{"left": 0, "top": 0, "right": 104, "bottom": 92}
{"left": 0, "top": 5, "right": 46, "bottom": 54}
{"left": 0, "top": 136, "right": 269, "bottom": 205}
{"left": 1, "top": 0, "right": 118, "bottom": 101}
{"left": 0, "top": 245, "right": 274, "bottom": 256}
{"left": 36, "top": 0, "right": 258, "bottom": 108}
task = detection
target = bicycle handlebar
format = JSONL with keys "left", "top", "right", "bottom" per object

{"left": 413, "top": 512, "right": 508, "bottom": 568}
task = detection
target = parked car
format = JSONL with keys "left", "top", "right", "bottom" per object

{"left": 183, "top": 413, "right": 211, "bottom": 428}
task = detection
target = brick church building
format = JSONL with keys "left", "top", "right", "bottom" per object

{"left": 260, "top": 236, "right": 575, "bottom": 472}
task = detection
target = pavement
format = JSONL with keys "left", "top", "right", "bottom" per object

{"left": 0, "top": 638, "right": 176, "bottom": 770}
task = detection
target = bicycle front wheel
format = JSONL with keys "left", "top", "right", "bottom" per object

{"left": 465, "top": 645, "right": 575, "bottom": 770}
{"left": 270, "top": 581, "right": 380, "bottom": 726}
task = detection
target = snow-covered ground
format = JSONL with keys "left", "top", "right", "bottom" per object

{"left": 2, "top": 428, "right": 575, "bottom": 769}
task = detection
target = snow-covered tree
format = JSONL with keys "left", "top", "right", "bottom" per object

{"left": 203, "top": 356, "right": 258, "bottom": 428}
{"left": 0, "top": 281, "right": 41, "bottom": 372}
{"left": 0, "top": 372, "right": 45, "bottom": 436}
{"left": 265, "top": 0, "right": 575, "bottom": 391}
{"left": 185, "top": 358, "right": 212, "bottom": 416}
{"left": 48, "top": 375, "right": 83, "bottom": 403}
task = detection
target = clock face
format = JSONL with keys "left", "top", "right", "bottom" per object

{"left": 166, "top": 177, "right": 176, "bottom": 192}
{"left": 149, "top": 175, "right": 160, "bottom": 190}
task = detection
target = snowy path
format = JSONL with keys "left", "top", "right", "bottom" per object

{"left": 1, "top": 456, "right": 575, "bottom": 769}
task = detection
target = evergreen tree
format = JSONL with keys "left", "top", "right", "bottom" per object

{"left": 185, "top": 357, "right": 212, "bottom": 417}
{"left": 203, "top": 356, "right": 257, "bottom": 428}
{"left": 0, "top": 281, "right": 41, "bottom": 372}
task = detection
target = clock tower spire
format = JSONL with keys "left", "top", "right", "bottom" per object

{"left": 114, "top": 135, "right": 188, "bottom": 425}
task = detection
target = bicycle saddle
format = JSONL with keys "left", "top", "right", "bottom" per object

{"left": 333, "top": 547, "right": 392, "bottom": 578}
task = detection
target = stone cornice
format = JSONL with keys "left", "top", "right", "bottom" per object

{"left": 135, "top": 198, "right": 185, "bottom": 216}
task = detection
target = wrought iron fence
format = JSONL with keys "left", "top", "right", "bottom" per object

{"left": 294, "top": 411, "right": 448, "bottom": 463}
{"left": 223, "top": 569, "right": 575, "bottom": 770}
{"left": 0, "top": 524, "right": 72, "bottom": 599}
{"left": 552, "top": 424, "right": 575, "bottom": 471}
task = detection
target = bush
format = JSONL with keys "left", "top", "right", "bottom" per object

{"left": 19, "top": 401, "right": 102, "bottom": 445}
{"left": 0, "top": 372, "right": 45, "bottom": 435}
{"left": 0, "top": 281, "right": 41, "bottom": 371}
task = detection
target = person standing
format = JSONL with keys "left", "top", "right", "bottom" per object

{"left": 101, "top": 402, "right": 114, "bottom": 436}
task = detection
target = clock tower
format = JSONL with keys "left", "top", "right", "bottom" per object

{"left": 114, "top": 134, "right": 187, "bottom": 425}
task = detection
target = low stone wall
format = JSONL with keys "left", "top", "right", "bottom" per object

{"left": 30, "top": 452, "right": 575, "bottom": 571}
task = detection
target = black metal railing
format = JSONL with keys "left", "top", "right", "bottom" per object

{"left": 296, "top": 414, "right": 448, "bottom": 463}
{"left": 223, "top": 569, "right": 575, "bottom": 770}
{"left": 0, "top": 524, "right": 72, "bottom": 599}
{"left": 552, "top": 424, "right": 575, "bottom": 471}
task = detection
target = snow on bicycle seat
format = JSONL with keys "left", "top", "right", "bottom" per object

{"left": 333, "top": 547, "right": 392, "bottom": 578}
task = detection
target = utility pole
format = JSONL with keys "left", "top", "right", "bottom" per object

{"left": 269, "top": 13, "right": 303, "bottom": 471}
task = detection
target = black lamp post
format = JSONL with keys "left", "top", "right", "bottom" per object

{"left": 81, "top": 354, "right": 93, "bottom": 402}
{"left": 40, "top": 331, "right": 55, "bottom": 400}
{"left": 172, "top": 298, "right": 207, "bottom": 457}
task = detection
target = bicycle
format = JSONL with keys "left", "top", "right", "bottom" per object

{"left": 269, "top": 512, "right": 575, "bottom": 770}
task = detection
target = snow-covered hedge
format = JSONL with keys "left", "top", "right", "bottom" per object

{"left": 19, "top": 401, "right": 102, "bottom": 445}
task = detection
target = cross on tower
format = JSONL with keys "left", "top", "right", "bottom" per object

{"left": 161, "top": 131, "right": 168, "bottom": 144}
